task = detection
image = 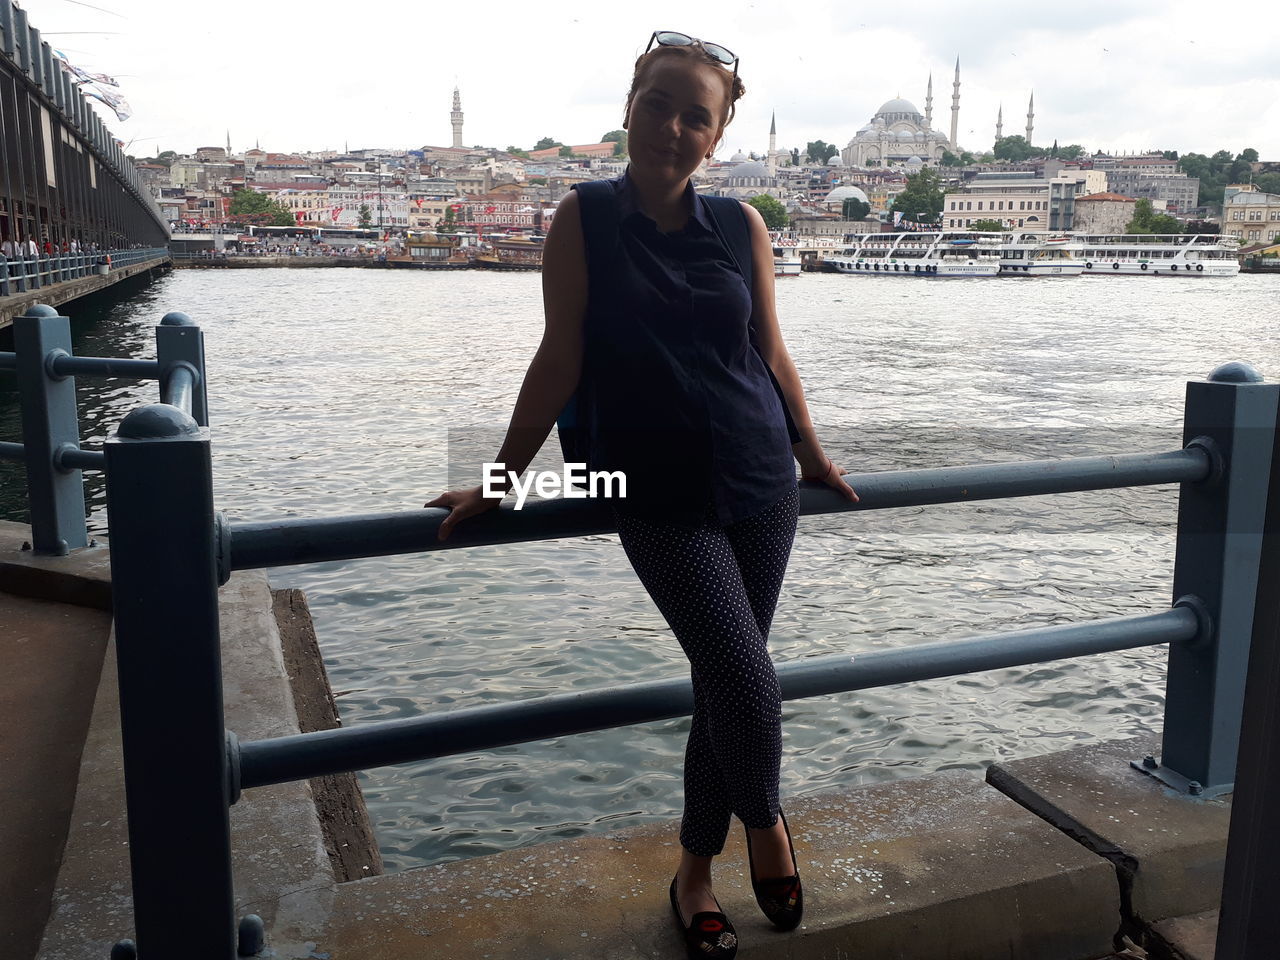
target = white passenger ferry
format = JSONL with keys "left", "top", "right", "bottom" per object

{"left": 1073, "top": 234, "right": 1240, "bottom": 277}
{"left": 772, "top": 244, "right": 803, "bottom": 277}
{"left": 823, "top": 231, "right": 1002, "bottom": 277}
{"left": 998, "top": 233, "right": 1085, "bottom": 277}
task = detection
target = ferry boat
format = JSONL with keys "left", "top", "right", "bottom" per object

{"left": 773, "top": 245, "right": 802, "bottom": 277}
{"left": 823, "top": 231, "right": 1002, "bottom": 277}
{"left": 473, "top": 237, "right": 543, "bottom": 271}
{"left": 998, "top": 233, "right": 1085, "bottom": 277}
{"left": 1072, "top": 233, "right": 1240, "bottom": 277}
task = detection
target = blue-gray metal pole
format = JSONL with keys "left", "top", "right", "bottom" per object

{"left": 1145, "top": 362, "right": 1280, "bottom": 796}
{"left": 13, "top": 304, "right": 87, "bottom": 554}
{"left": 104, "top": 403, "right": 235, "bottom": 958}
{"left": 1214, "top": 378, "right": 1280, "bottom": 960}
{"left": 154, "top": 311, "right": 208, "bottom": 425}
{"left": 235, "top": 606, "right": 1197, "bottom": 792}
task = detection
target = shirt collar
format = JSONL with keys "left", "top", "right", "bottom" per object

{"left": 617, "top": 167, "right": 713, "bottom": 235}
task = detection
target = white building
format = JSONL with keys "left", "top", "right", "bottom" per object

{"left": 1223, "top": 185, "right": 1280, "bottom": 244}
{"left": 841, "top": 97, "right": 952, "bottom": 168}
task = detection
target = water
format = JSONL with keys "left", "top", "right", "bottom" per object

{"left": 1, "top": 268, "right": 1275, "bottom": 873}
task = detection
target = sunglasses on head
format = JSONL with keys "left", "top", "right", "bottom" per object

{"left": 645, "top": 30, "right": 739, "bottom": 82}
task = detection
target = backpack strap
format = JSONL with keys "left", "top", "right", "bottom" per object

{"left": 702, "top": 195, "right": 802, "bottom": 445}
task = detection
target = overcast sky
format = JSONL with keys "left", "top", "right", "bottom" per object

{"left": 18, "top": 0, "right": 1280, "bottom": 162}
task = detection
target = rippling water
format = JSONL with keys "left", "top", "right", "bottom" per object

{"left": 1, "top": 268, "right": 1275, "bottom": 872}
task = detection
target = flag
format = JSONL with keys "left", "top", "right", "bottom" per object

{"left": 84, "top": 88, "right": 132, "bottom": 122}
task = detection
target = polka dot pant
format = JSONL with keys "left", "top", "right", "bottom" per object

{"left": 612, "top": 487, "right": 800, "bottom": 857}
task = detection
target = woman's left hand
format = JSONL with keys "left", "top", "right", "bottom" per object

{"left": 802, "top": 459, "right": 859, "bottom": 502}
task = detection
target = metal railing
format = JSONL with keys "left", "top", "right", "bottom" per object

{"left": 0, "top": 304, "right": 207, "bottom": 554}
{"left": 4, "top": 309, "right": 1276, "bottom": 956}
{"left": 90, "top": 352, "right": 1279, "bottom": 959}
{"left": 0, "top": 247, "right": 170, "bottom": 297}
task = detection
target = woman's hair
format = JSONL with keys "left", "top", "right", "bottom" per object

{"left": 623, "top": 43, "right": 745, "bottom": 132}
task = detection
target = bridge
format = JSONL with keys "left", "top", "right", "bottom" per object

{"left": 0, "top": 2, "right": 170, "bottom": 328}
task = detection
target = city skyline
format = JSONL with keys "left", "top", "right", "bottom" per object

{"left": 18, "top": 0, "right": 1280, "bottom": 160}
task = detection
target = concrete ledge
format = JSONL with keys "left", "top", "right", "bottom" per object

{"left": 1149, "top": 909, "right": 1218, "bottom": 960}
{"left": 987, "top": 736, "right": 1231, "bottom": 927}
{"left": 316, "top": 770, "right": 1119, "bottom": 960}
{"left": 36, "top": 571, "right": 339, "bottom": 958}
{"left": 0, "top": 521, "right": 112, "bottom": 609}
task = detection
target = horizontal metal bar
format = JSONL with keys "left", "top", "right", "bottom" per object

{"left": 227, "top": 447, "right": 1211, "bottom": 571}
{"left": 49, "top": 354, "right": 161, "bottom": 380}
{"left": 0, "top": 440, "right": 24, "bottom": 461}
{"left": 237, "top": 606, "right": 1198, "bottom": 791}
{"left": 59, "top": 448, "right": 106, "bottom": 471}
{"left": 0, "top": 352, "right": 15, "bottom": 371}
{"left": 162, "top": 364, "right": 195, "bottom": 415}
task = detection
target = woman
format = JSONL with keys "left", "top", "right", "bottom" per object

{"left": 426, "top": 31, "right": 857, "bottom": 959}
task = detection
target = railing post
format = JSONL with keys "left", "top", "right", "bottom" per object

{"left": 154, "top": 312, "right": 208, "bottom": 425}
{"left": 1214, "top": 361, "right": 1280, "bottom": 959}
{"left": 13, "top": 304, "right": 88, "bottom": 554}
{"left": 0, "top": 256, "right": 9, "bottom": 296}
{"left": 1142, "top": 362, "right": 1279, "bottom": 795}
{"left": 104, "top": 402, "right": 236, "bottom": 958}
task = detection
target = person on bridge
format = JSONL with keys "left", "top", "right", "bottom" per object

{"left": 425, "top": 30, "right": 856, "bottom": 960}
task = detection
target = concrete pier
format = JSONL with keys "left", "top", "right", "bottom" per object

{"left": 0, "top": 518, "right": 1233, "bottom": 959}
{"left": 0, "top": 257, "right": 172, "bottom": 330}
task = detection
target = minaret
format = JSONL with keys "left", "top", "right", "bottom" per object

{"left": 995, "top": 104, "right": 1003, "bottom": 140}
{"left": 949, "top": 58, "right": 960, "bottom": 150}
{"left": 225, "top": 129, "right": 231, "bottom": 155}
{"left": 924, "top": 73, "right": 933, "bottom": 129}
{"left": 769, "top": 111, "right": 777, "bottom": 155}
{"left": 1025, "top": 91, "right": 1034, "bottom": 145}
{"left": 451, "top": 87, "right": 464, "bottom": 149}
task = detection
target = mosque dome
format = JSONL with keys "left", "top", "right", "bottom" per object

{"left": 729, "top": 160, "right": 769, "bottom": 180}
{"left": 826, "top": 155, "right": 843, "bottom": 166}
{"left": 825, "top": 184, "right": 869, "bottom": 204}
{"left": 875, "top": 97, "right": 922, "bottom": 119}
{"left": 729, "top": 149, "right": 748, "bottom": 162}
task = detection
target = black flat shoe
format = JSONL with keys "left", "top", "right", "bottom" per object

{"left": 669, "top": 876, "right": 738, "bottom": 959}
{"left": 745, "top": 809, "right": 804, "bottom": 931}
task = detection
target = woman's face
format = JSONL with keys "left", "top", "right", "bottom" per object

{"left": 626, "top": 55, "right": 729, "bottom": 184}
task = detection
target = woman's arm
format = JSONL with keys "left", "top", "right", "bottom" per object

{"left": 425, "top": 190, "right": 590, "bottom": 537}
{"left": 739, "top": 202, "right": 855, "bottom": 498}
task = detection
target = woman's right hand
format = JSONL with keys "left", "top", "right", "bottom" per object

{"left": 423, "top": 486, "right": 505, "bottom": 541}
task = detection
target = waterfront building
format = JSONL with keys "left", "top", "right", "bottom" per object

{"left": 456, "top": 192, "right": 540, "bottom": 231}
{"left": 1072, "top": 192, "right": 1138, "bottom": 234}
{"left": 943, "top": 171, "right": 1079, "bottom": 231}
{"left": 1222, "top": 184, "right": 1280, "bottom": 243}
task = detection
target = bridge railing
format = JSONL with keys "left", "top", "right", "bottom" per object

{"left": 91, "top": 350, "right": 1279, "bottom": 958}
{"left": 0, "top": 247, "right": 170, "bottom": 297}
{"left": 0, "top": 304, "right": 207, "bottom": 554}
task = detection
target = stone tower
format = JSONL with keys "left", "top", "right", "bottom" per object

{"left": 996, "top": 104, "right": 1003, "bottom": 141}
{"left": 1025, "top": 91, "right": 1034, "bottom": 145}
{"left": 769, "top": 110, "right": 777, "bottom": 155}
{"left": 925, "top": 73, "right": 933, "bottom": 129}
{"left": 451, "top": 87, "right": 464, "bottom": 149}
{"left": 949, "top": 58, "right": 960, "bottom": 150}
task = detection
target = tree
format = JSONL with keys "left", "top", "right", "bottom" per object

{"left": 1239, "top": 147, "right": 1259, "bottom": 163}
{"left": 993, "top": 135, "right": 1040, "bottom": 162}
{"left": 558, "top": 145, "right": 574, "bottom": 158}
{"left": 940, "top": 149, "right": 962, "bottom": 167}
{"left": 228, "top": 189, "right": 275, "bottom": 217}
{"left": 841, "top": 197, "right": 870, "bottom": 220}
{"left": 435, "top": 206, "right": 458, "bottom": 234}
{"left": 805, "top": 140, "right": 839, "bottom": 164}
{"left": 791, "top": 147, "right": 801, "bottom": 167}
{"left": 534, "top": 137, "right": 563, "bottom": 151}
{"left": 889, "top": 167, "right": 944, "bottom": 224}
{"left": 358, "top": 204, "right": 372, "bottom": 229}
{"left": 1125, "top": 198, "right": 1182, "bottom": 235}
{"left": 601, "top": 129, "right": 628, "bottom": 156}
{"left": 747, "top": 194, "right": 788, "bottom": 230}
{"left": 1058, "top": 144, "right": 1085, "bottom": 160}
{"left": 505, "top": 146, "right": 530, "bottom": 158}
{"left": 971, "top": 219, "right": 1005, "bottom": 231}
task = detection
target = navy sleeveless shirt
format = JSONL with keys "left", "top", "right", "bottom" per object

{"left": 572, "top": 170, "right": 798, "bottom": 527}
